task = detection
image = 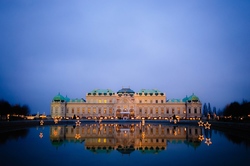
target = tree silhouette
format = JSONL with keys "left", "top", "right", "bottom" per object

{"left": 0, "top": 99, "right": 30, "bottom": 119}
{"left": 203, "top": 103, "right": 208, "bottom": 116}
{"left": 223, "top": 101, "right": 250, "bottom": 119}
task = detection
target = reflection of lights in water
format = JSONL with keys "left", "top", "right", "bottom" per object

{"left": 39, "top": 132, "right": 43, "bottom": 139}
{"left": 40, "top": 120, "right": 44, "bottom": 126}
{"left": 53, "top": 130, "right": 58, "bottom": 136}
{"left": 49, "top": 124, "right": 208, "bottom": 151}
{"left": 142, "top": 119, "right": 145, "bottom": 126}
{"left": 198, "top": 135, "right": 204, "bottom": 141}
{"left": 75, "top": 134, "right": 81, "bottom": 140}
{"left": 198, "top": 120, "right": 204, "bottom": 127}
{"left": 142, "top": 132, "right": 145, "bottom": 139}
{"left": 204, "top": 122, "right": 211, "bottom": 129}
{"left": 205, "top": 138, "right": 212, "bottom": 146}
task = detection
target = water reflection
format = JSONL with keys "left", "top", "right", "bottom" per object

{"left": 1, "top": 123, "right": 250, "bottom": 166}
{"left": 50, "top": 123, "right": 207, "bottom": 153}
{"left": 0, "top": 129, "right": 29, "bottom": 144}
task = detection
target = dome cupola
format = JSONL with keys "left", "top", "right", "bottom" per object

{"left": 53, "top": 93, "right": 65, "bottom": 102}
{"left": 187, "top": 93, "right": 199, "bottom": 102}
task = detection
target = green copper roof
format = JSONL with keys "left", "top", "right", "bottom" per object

{"left": 53, "top": 93, "right": 65, "bottom": 101}
{"left": 188, "top": 93, "right": 199, "bottom": 101}
{"left": 137, "top": 89, "right": 164, "bottom": 96}
{"left": 138, "top": 89, "right": 162, "bottom": 93}
{"left": 168, "top": 98, "right": 182, "bottom": 102}
{"left": 65, "top": 95, "right": 70, "bottom": 102}
{"left": 182, "top": 95, "right": 189, "bottom": 102}
{"left": 70, "top": 98, "right": 86, "bottom": 102}
{"left": 88, "top": 89, "right": 115, "bottom": 95}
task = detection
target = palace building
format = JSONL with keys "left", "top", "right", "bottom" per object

{"left": 50, "top": 87, "right": 202, "bottom": 119}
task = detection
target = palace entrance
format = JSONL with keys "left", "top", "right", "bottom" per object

{"left": 116, "top": 108, "right": 135, "bottom": 119}
{"left": 115, "top": 87, "right": 136, "bottom": 119}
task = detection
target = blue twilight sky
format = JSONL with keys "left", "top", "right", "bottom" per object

{"left": 0, "top": 0, "right": 250, "bottom": 114}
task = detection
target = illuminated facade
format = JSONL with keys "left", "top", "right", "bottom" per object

{"left": 51, "top": 87, "right": 202, "bottom": 119}
{"left": 50, "top": 123, "right": 203, "bottom": 153}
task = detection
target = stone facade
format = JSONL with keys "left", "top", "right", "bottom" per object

{"left": 51, "top": 88, "right": 202, "bottom": 119}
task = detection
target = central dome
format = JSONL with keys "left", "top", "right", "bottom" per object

{"left": 187, "top": 93, "right": 200, "bottom": 102}
{"left": 117, "top": 87, "right": 135, "bottom": 94}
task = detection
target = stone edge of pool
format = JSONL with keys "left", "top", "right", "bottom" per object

{"left": 1, "top": 120, "right": 250, "bottom": 132}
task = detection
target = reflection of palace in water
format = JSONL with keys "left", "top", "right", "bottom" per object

{"left": 51, "top": 87, "right": 202, "bottom": 120}
{"left": 50, "top": 123, "right": 203, "bottom": 154}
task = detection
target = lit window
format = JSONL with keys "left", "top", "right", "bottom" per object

{"left": 98, "top": 100, "right": 102, "bottom": 103}
{"left": 104, "top": 100, "right": 107, "bottom": 103}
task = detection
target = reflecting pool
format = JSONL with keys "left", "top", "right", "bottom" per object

{"left": 0, "top": 122, "right": 250, "bottom": 166}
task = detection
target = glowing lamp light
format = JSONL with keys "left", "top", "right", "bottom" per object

{"left": 39, "top": 132, "right": 43, "bottom": 139}
{"left": 40, "top": 120, "right": 44, "bottom": 126}
{"left": 205, "top": 138, "right": 212, "bottom": 146}
{"left": 198, "top": 135, "right": 204, "bottom": 141}
{"left": 198, "top": 120, "right": 204, "bottom": 127}
{"left": 75, "top": 120, "right": 81, "bottom": 126}
{"left": 204, "top": 122, "right": 211, "bottom": 129}
{"left": 75, "top": 134, "right": 81, "bottom": 140}
{"left": 54, "top": 118, "right": 58, "bottom": 124}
